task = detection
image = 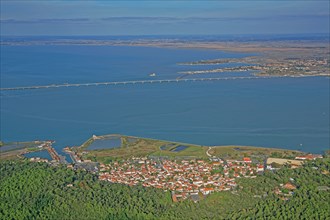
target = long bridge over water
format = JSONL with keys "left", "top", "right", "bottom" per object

{"left": 0, "top": 76, "right": 277, "bottom": 91}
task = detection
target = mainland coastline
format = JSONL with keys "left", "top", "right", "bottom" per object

{"left": 2, "top": 36, "right": 329, "bottom": 79}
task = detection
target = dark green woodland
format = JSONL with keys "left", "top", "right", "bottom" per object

{"left": 0, "top": 159, "right": 329, "bottom": 219}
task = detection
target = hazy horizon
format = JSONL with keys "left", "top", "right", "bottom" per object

{"left": 1, "top": 1, "right": 329, "bottom": 36}
{"left": 2, "top": 33, "right": 330, "bottom": 37}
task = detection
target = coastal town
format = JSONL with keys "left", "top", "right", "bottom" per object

{"left": 1, "top": 137, "right": 325, "bottom": 203}
{"left": 178, "top": 56, "right": 329, "bottom": 78}
{"left": 60, "top": 141, "right": 323, "bottom": 202}
{"left": 97, "top": 157, "right": 260, "bottom": 202}
{"left": 1, "top": 0, "right": 329, "bottom": 218}
{"left": 95, "top": 154, "right": 324, "bottom": 202}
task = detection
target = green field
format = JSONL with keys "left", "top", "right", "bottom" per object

{"left": 77, "top": 135, "right": 207, "bottom": 163}
{"left": 210, "top": 145, "right": 302, "bottom": 160}
{"left": 76, "top": 134, "right": 302, "bottom": 163}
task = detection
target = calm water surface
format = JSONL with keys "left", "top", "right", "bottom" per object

{"left": 24, "top": 150, "right": 52, "bottom": 161}
{"left": 1, "top": 45, "right": 329, "bottom": 153}
{"left": 171, "top": 146, "right": 189, "bottom": 152}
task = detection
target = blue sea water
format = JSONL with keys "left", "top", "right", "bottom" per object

{"left": 1, "top": 45, "right": 329, "bottom": 154}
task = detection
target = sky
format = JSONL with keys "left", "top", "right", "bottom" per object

{"left": 0, "top": 1, "right": 329, "bottom": 36}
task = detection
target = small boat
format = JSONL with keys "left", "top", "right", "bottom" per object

{"left": 149, "top": 73, "right": 156, "bottom": 77}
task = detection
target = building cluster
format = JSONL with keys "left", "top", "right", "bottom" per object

{"left": 263, "top": 58, "right": 328, "bottom": 67}
{"left": 29, "top": 157, "right": 48, "bottom": 163}
{"left": 98, "top": 157, "right": 265, "bottom": 202}
{"left": 256, "top": 57, "right": 329, "bottom": 75}
{"left": 295, "top": 154, "right": 323, "bottom": 160}
{"left": 274, "top": 182, "right": 297, "bottom": 201}
{"left": 61, "top": 146, "right": 324, "bottom": 202}
{"left": 288, "top": 58, "right": 328, "bottom": 67}
{"left": 180, "top": 57, "right": 329, "bottom": 76}
{"left": 265, "top": 153, "right": 323, "bottom": 170}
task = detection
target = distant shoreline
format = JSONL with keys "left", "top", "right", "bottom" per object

{"left": 2, "top": 37, "right": 328, "bottom": 79}
{"left": 1, "top": 35, "right": 329, "bottom": 53}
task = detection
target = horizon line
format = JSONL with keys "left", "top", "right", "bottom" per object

{"left": 1, "top": 33, "right": 329, "bottom": 37}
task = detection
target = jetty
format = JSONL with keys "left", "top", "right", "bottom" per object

{"left": 44, "top": 145, "right": 67, "bottom": 164}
